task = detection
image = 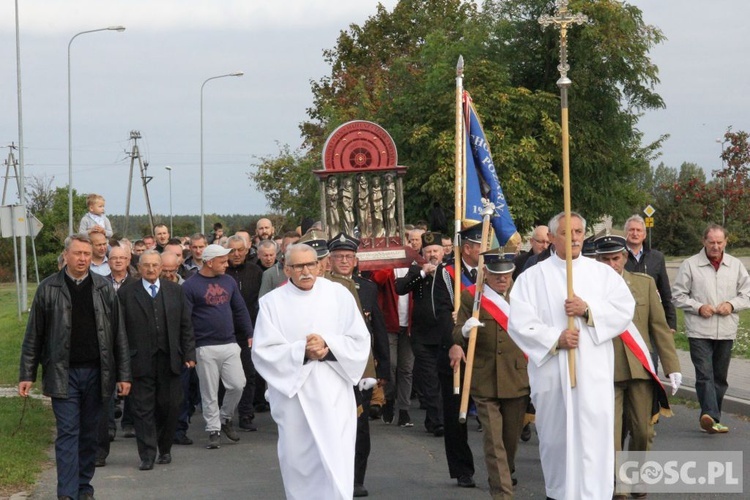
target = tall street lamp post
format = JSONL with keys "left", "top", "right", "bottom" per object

{"left": 200, "top": 71, "right": 243, "bottom": 234}
{"left": 68, "top": 25, "right": 125, "bottom": 234}
{"left": 165, "top": 166, "right": 173, "bottom": 235}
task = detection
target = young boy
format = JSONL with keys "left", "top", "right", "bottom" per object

{"left": 79, "top": 194, "right": 114, "bottom": 237}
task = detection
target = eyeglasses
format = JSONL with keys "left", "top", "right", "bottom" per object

{"left": 532, "top": 238, "right": 550, "bottom": 245}
{"left": 288, "top": 261, "right": 318, "bottom": 271}
{"left": 331, "top": 254, "right": 356, "bottom": 261}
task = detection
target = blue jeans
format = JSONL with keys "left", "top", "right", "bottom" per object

{"left": 51, "top": 367, "right": 103, "bottom": 499}
{"left": 688, "top": 338, "right": 733, "bottom": 422}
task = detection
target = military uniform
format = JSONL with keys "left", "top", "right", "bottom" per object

{"left": 452, "top": 256, "right": 529, "bottom": 499}
{"left": 615, "top": 270, "right": 680, "bottom": 452}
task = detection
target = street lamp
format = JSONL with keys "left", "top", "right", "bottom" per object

{"left": 165, "top": 166, "right": 173, "bottom": 235}
{"left": 200, "top": 71, "right": 244, "bottom": 234}
{"left": 68, "top": 25, "right": 126, "bottom": 234}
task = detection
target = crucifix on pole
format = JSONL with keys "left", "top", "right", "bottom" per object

{"left": 539, "top": 0, "right": 588, "bottom": 388}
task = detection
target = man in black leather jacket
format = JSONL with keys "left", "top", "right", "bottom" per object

{"left": 19, "top": 233, "right": 131, "bottom": 500}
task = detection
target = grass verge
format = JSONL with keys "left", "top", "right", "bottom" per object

{"left": 674, "top": 308, "right": 750, "bottom": 359}
{"left": 0, "top": 282, "right": 55, "bottom": 495}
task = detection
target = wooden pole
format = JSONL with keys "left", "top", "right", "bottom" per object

{"left": 539, "top": 0, "right": 588, "bottom": 388}
{"left": 453, "top": 56, "right": 465, "bottom": 395}
{"left": 458, "top": 201, "right": 494, "bottom": 422}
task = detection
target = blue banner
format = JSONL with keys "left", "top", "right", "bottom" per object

{"left": 463, "top": 92, "right": 517, "bottom": 246}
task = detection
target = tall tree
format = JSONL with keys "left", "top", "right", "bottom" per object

{"left": 252, "top": 0, "right": 667, "bottom": 232}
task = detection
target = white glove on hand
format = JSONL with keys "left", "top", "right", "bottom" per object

{"left": 264, "top": 389, "right": 270, "bottom": 402}
{"left": 461, "top": 317, "right": 485, "bottom": 338}
{"left": 668, "top": 372, "right": 682, "bottom": 395}
{"left": 358, "top": 378, "right": 377, "bottom": 391}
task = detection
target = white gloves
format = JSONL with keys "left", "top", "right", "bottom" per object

{"left": 461, "top": 317, "right": 484, "bottom": 338}
{"left": 358, "top": 378, "right": 377, "bottom": 391}
{"left": 264, "top": 389, "right": 270, "bottom": 402}
{"left": 668, "top": 372, "right": 682, "bottom": 395}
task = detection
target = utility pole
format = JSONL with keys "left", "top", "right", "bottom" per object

{"left": 123, "top": 130, "right": 155, "bottom": 236}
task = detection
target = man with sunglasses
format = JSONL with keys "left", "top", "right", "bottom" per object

{"left": 253, "top": 243, "right": 370, "bottom": 500}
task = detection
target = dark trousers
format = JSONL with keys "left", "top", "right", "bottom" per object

{"left": 51, "top": 367, "right": 102, "bottom": 499}
{"left": 689, "top": 338, "right": 733, "bottom": 422}
{"left": 96, "top": 393, "right": 116, "bottom": 461}
{"left": 175, "top": 365, "right": 200, "bottom": 438}
{"left": 121, "top": 395, "right": 134, "bottom": 428}
{"left": 410, "top": 341, "right": 443, "bottom": 429}
{"left": 437, "top": 349, "right": 474, "bottom": 479}
{"left": 354, "top": 387, "right": 373, "bottom": 486}
{"left": 131, "top": 351, "right": 184, "bottom": 461}
{"left": 237, "top": 344, "right": 256, "bottom": 418}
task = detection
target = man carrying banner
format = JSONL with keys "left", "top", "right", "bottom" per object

{"left": 508, "top": 212, "right": 634, "bottom": 500}
{"left": 453, "top": 250, "right": 529, "bottom": 499}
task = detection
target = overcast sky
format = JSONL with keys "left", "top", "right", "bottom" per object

{"left": 0, "top": 1, "right": 747, "bottom": 221}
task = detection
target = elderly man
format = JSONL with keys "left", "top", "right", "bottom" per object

{"left": 624, "top": 215, "right": 676, "bottom": 330}
{"left": 255, "top": 239, "right": 278, "bottom": 272}
{"left": 182, "top": 244, "right": 253, "bottom": 449}
{"left": 253, "top": 244, "right": 370, "bottom": 500}
{"left": 119, "top": 251, "right": 196, "bottom": 470}
{"left": 259, "top": 231, "right": 300, "bottom": 297}
{"left": 514, "top": 225, "right": 549, "bottom": 280}
{"left": 508, "top": 212, "right": 635, "bottom": 500}
{"left": 408, "top": 228, "right": 425, "bottom": 253}
{"left": 672, "top": 224, "right": 750, "bottom": 434}
{"left": 454, "top": 251, "right": 529, "bottom": 499}
{"left": 595, "top": 232, "right": 682, "bottom": 498}
{"left": 19, "top": 234, "right": 131, "bottom": 500}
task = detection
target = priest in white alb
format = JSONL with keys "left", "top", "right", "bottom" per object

{"left": 508, "top": 212, "right": 635, "bottom": 500}
{"left": 252, "top": 243, "right": 370, "bottom": 500}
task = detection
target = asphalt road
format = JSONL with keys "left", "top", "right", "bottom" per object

{"left": 22, "top": 399, "right": 749, "bottom": 499}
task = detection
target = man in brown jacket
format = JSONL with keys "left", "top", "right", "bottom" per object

{"left": 453, "top": 251, "right": 529, "bottom": 499}
{"left": 596, "top": 231, "right": 682, "bottom": 499}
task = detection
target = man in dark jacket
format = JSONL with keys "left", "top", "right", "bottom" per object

{"left": 19, "top": 233, "right": 131, "bottom": 500}
{"left": 624, "top": 215, "right": 677, "bottom": 330}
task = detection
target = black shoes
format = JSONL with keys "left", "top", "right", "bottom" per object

{"left": 157, "top": 453, "right": 172, "bottom": 465}
{"left": 122, "top": 425, "right": 136, "bottom": 438}
{"left": 431, "top": 425, "right": 445, "bottom": 437}
{"left": 173, "top": 434, "right": 193, "bottom": 445}
{"left": 520, "top": 423, "right": 532, "bottom": 442}
{"left": 95, "top": 456, "right": 106, "bottom": 467}
{"left": 139, "top": 459, "right": 154, "bottom": 471}
{"left": 381, "top": 400, "right": 394, "bottom": 424}
{"left": 456, "top": 475, "right": 476, "bottom": 488}
{"left": 353, "top": 484, "right": 369, "bottom": 497}
{"left": 397, "top": 410, "right": 413, "bottom": 428}
{"left": 239, "top": 415, "right": 258, "bottom": 432}
{"left": 369, "top": 404, "right": 383, "bottom": 420}
{"left": 206, "top": 431, "right": 221, "bottom": 449}
{"left": 221, "top": 419, "right": 240, "bottom": 442}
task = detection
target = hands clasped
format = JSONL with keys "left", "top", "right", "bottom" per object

{"left": 305, "top": 333, "right": 329, "bottom": 361}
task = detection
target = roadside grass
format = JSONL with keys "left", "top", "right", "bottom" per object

{"left": 0, "top": 282, "right": 55, "bottom": 495}
{"left": 674, "top": 308, "right": 750, "bottom": 359}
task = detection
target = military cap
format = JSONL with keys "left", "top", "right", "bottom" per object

{"left": 481, "top": 249, "right": 515, "bottom": 275}
{"left": 299, "top": 229, "right": 330, "bottom": 258}
{"left": 328, "top": 232, "right": 360, "bottom": 253}
{"left": 421, "top": 231, "right": 443, "bottom": 249}
{"left": 459, "top": 224, "right": 483, "bottom": 244}
{"left": 594, "top": 229, "right": 627, "bottom": 255}
{"left": 582, "top": 234, "right": 597, "bottom": 257}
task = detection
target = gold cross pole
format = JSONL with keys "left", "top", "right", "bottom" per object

{"left": 539, "top": 0, "right": 588, "bottom": 388}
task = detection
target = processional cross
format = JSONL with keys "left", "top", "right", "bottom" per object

{"left": 538, "top": 0, "right": 589, "bottom": 388}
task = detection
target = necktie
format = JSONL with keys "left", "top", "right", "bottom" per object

{"left": 470, "top": 268, "right": 477, "bottom": 283}
{"left": 150, "top": 284, "right": 158, "bottom": 298}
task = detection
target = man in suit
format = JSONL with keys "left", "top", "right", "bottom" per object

{"left": 118, "top": 250, "right": 196, "bottom": 470}
{"left": 453, "top": 250, "right": 530, "bottom": 499}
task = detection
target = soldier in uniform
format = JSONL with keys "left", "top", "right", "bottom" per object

{"left": 327, "top": 232, "right": 390, "bottom": 497}
{"left": 595, "top": 231, "right": 682, "bottom": 499}
{"left": 453, "top": 250, "right": 529, "bottom": 499}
